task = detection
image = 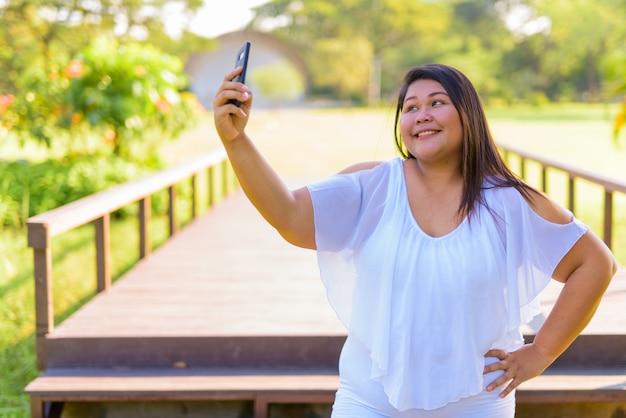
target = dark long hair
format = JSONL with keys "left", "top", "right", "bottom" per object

{"left": 393, "top": 63, "right": 535, "bottom": 219}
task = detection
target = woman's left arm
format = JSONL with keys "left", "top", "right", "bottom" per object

{"left": 485, "top": 192, "right": 618, "bottom": 398}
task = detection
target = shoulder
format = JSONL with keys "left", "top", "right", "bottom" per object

{"left": 308, "top": 159, "right": 394, "bottom": 195}
{"left": 483, "top": 182, "right": 572, "bottom": 225}
{"left": 523, "top": 188, "right": 573, "bottom": 224}
{"left": 337, "top": 160, "right": 386, "bottom": 174}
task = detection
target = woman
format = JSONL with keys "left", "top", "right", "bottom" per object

{"left": 213, "top": 63, "right": 616, "bottom": 417}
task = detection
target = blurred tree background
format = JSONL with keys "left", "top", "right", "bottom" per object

{"left": 250, "top": 0, "right": 626, "bottom": 107}
{"left": 1, "top": 0, "right": 626, "bottom": 219}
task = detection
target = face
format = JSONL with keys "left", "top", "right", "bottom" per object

{"left": 399, "top": 79, "right": 463, "bottom": 167}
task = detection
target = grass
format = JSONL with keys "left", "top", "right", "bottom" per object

{"left": 1, "top": 103, "right": 625, "bottom": 417}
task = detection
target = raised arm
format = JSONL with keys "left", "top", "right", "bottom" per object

{"left": 213, "top": 68, "right": 315, "bottom": 249}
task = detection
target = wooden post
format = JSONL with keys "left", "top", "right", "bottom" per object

{"left": 221, "top": 160, "right": 229, "bottom": 197}
{"left": 29, "top": 396, "right": 44, "bottom": 418}
{"left": 207, "top": 165, "right": 216, "bottom": 207}
{"left": 604, "top": 190, "right": 613, "bottom": 250}
{"left": 139, "top": 196, "right": 151, "bottom": 259}
{"left": 28, "top": 223, "right": 53, "bottom": 371}
{"left": 169, "top": 185, "right": 177, "bottom": 236}
{"left": 568, "top": 176, "right": 575, "bottom": 213}
{"left": 94, "top": 215, "right": 111, "bottom": 293}
{"left": 254, "top": 397, "right": 269, "bottom": 418}
{"left": 191, "top": 174, "right": 199, "bottom": 219}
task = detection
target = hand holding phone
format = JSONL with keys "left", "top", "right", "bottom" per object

{"left": 228, "top": 41, "right": 251, "bottom": 107}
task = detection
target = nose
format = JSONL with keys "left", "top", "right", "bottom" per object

{"left": 414, "top": 107, "right": 432, "bottom": 123}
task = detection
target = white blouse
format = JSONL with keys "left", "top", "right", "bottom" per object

{"left": 307, "top": 157, "right": 588, "bottom": 412}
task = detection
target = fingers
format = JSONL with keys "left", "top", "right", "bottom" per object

{"left": 214, "top": 83, "right": 251, "bottom": 110}
{"left": 483, "top": 349, "right": 516, "bottom": 397}
{"left": 223, "top": 66, "right": 243, "bottom": 82}
{"left": 483, "top": 344, "right": 552, "bottom": 399}
{"left": 484, "top": 348, "right": 509, "bottom": 361}
{"left": 215, "top": 68, "right": 251, "bottom": 109}
{"left": 213, "top": 70, "right": 253, "bottom": 142}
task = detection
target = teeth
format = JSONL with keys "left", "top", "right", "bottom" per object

{"left": 417, "top": 130, "right": 438, "bottom": 137}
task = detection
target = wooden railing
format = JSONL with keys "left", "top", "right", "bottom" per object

{"left": 500, "top": 144, "right": 626, "bottom": 250}
{"left": 26, "top": 148, "right": 237, "bottom": 370}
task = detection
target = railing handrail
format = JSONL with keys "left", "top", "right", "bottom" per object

{"left": 26, "top": 148, "right": 228, "bottom": 239}
{"left": 501, "top": 144, "right": 626, "bottom": 194}
{"left": 27, "top": 147, "right": 236, "bottom": 370}
{"left": 499, "top": 144, "right": 626, "bottom": 251}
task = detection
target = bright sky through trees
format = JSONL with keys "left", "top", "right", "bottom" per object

{"left": 164, "top": 0, "right": 271, "bottom": 38}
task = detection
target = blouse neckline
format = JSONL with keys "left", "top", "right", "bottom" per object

{"left": 397, "top": 158, "right": 468, "bottom": 240}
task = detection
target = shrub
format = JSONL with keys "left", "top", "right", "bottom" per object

{"left": 0, "top": 155, "right": 154, "bottom": 227}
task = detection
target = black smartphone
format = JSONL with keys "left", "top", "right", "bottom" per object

{"left": 229, "top": 41, "right": 251, "bottom": 106}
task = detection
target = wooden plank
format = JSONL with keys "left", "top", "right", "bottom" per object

{"left": 517, "top": 367, "right": 626, "bottom": 403}
{"left": 25, "top": 366, "right": 626, "bottom": 404}
{"left": 25, "top": 367, "right": 339, "bottom": 401}
{"left": 45, "top": 336, "right": 345, "bottom": 368}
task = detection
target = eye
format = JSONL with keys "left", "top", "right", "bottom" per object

{"left": 432, "top": 99, "right": 444, "bottom": 107}
{"left": 403, "top": 104, "right": 418, "bottom": 113}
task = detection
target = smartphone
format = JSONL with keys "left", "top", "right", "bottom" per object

{"left": 228, "top": 41, "right": 251, "bottom": 106}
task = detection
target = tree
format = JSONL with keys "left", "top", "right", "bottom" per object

{"left": 0, "top": 36, "right": 203, "bottom": 162}
{"left": 434, "top": 0, "right": 518, "bottom": 102}
{"left": 526, "top": 0, "right": 626, "bottom": 102}
{"left": 0, "top": 0, "right": 205, "bottom": 104}
{"left": 0, "top": 0, "right": 211, "bottom": 157}
{"left": 249, "top": 60, "right": 306, "bottom": 106}
{"left": 250, "top": 0, "right": 451, "bottom": 104}
{"left": 62, "top": 37, "right": 202, "bottom": 161}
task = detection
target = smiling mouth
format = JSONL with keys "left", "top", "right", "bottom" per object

{"left": 416, "top": 130, "right": 439, "bottom": 138}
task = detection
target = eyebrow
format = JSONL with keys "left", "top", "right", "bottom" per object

{"left": 403, "top": 91, "right": 449, "bottom": 104}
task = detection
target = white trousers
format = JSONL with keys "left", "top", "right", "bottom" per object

{"left": 331, "top": 335, "right": 515, "bottom": 418}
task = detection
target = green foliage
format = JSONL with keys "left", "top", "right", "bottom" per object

{"left": 0, "top": 0, "right": 205, "bottom": 95}
{"left": 249, "top": 59, "right": 306, "bottom": 104}
{"left": 0, "top": 36, "right": 203, "bottom": 162}
{"left": 252, "top": 0, "right": 626, "bottom": 112}
{"left": 0, "top": 0, "right": 210, "bottom": 161}
{"left": 65, "top": 37, "right": 203, "bottom": 161}
{"left": 251, "top": 0, "right": 451, "bottom": 102}
{"left": 0, "top": 155, "right": 154, "bottom": 227}
{"left": 308, "top": 37, "right": 373, "bottom": 103}
{"left": 527, "top": 0, "right": 626, "bottom": 102}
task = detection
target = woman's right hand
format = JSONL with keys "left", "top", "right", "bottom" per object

{"left": 213, "top": 67, "right": 253, "bottom": 143}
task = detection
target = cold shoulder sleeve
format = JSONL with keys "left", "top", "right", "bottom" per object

{"left": 486, "top": 185, "right": 589, "bottom": 346}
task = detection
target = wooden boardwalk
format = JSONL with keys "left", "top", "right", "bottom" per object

{"left": 45, "top": 182, "right": 347, "bottom": 369}
{"left": 47, "top": 186, "right": 626, "bottom": 350}
{"left": 25, "top": 183, "right": 626, "bottom": 417}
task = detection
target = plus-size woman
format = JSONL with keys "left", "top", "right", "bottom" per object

{"left": 213, "top": 63, "right": 616, "bottom": 417}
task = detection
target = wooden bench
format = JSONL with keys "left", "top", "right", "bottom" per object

{"left": 26, "top": 366, "right": 626, "bottom": 418}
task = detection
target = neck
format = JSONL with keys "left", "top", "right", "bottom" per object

{"left": 411, "top": 158, "right": 463, "bottom": 191}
